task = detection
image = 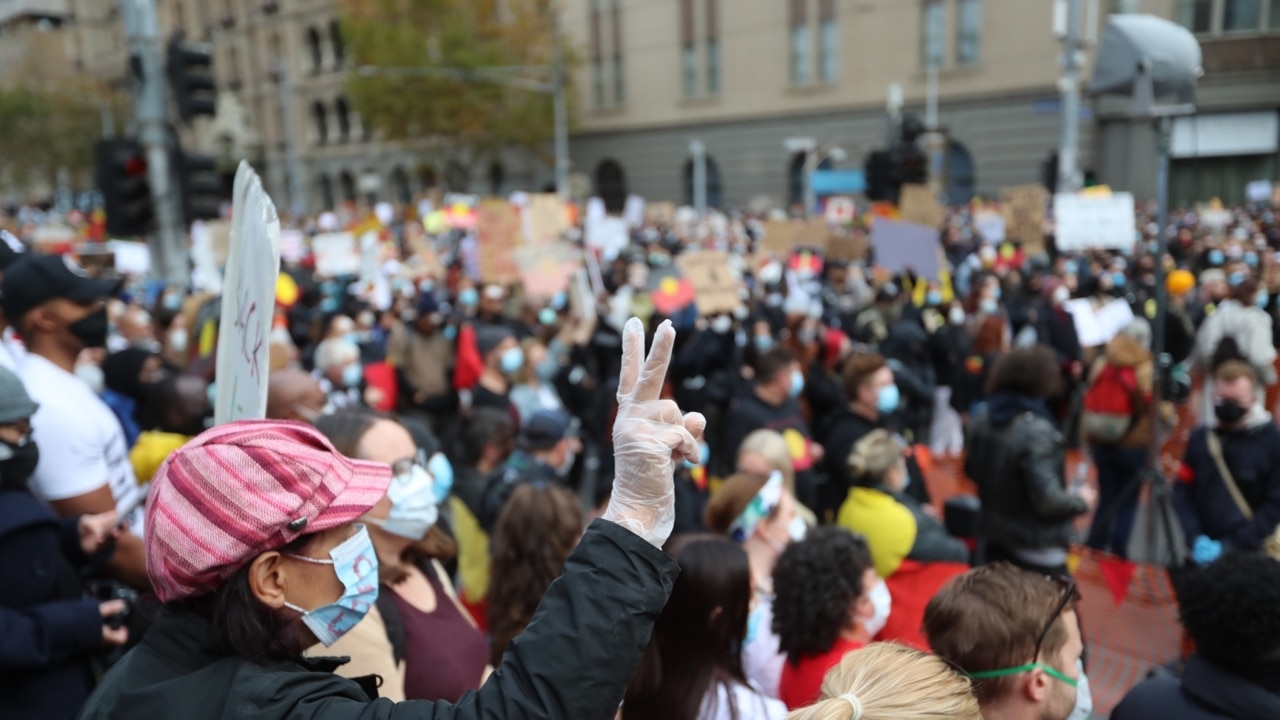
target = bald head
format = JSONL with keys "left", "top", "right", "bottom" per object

{"left": 266, "top": 368, "right": 328, "bottom": 423}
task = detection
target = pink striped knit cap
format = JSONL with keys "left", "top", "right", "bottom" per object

{"left": 145, "top": 419, "right": 392, "bottom": 602}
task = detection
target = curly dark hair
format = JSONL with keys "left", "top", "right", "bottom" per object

{"left": 487, "top": 483, "right": 585, "bottom": 666}
{"left": 771, "top": 527, "right": 874, "bottom": 665}
{"left": 984, "top": 345, "right": 1064, "bottom": 399}
{"left": 1178, "top": 552, "right": 1280, "bottom": 670}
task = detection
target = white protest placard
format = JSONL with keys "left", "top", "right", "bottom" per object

{"left": 585, "top": 215, "right": 629, "bottom": 259}
{"left": 1246, "top": 180, "right": 1273, "bottom": 203}
{"left": 870, "top": 219, "right": 942, "bottom": 280}
{"left": 215, "top": 161, "right": 282, "bottom": 425}
{"left": 359, "top": 231, "right": 381, "bottom": 285}
{"left": 106, "top": 240, "right": 151, "bottom": 276}
{"left": 624, "top": 194, "right": 647, "bottom": 229}
{"left": 311, "top": 232, "right": 360, "bottom": 277}
{"left": 279, "top": 229, "right": 307, "bottom": 264}
{"left": 1053, "top": 192, "right": 1137, "bottom": 251}
{"left": 1064, "top": 298, "right": 1134, "bottom": 348}
{"left": 974, "top": 208, "right": 1006, "bottom": 243}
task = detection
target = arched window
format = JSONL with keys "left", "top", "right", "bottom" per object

{"left": 444, "top": 161, "right": 469, "bottom": 192}
{"left": 318, "top": 174, "right": 335, "bottom": 211}
{"left": 682, "top": 155, "right": 724, "bottom": 209}
{"left": 339, "top": 171, "right": 357, "bottom": 203}
{"left": 419, "top": 166, "right": 438, "bottom": 193}
{"left": 391, "top": 167, "right": 411, "bottom": 205}
{"left": 312, "top": 100, "right": 328, "bottom": 144}
{"left": 488, "top": 162, "right": 506, "bottom": 195}
{"left": 945, "top": 141, "right": 976, "bottom": 205}
{"left": 787, "top": 151, "right": 833, "bottom": 208}
{"left": 330, "top": 20, "right": 345, "bottom": 67}
{"left": 307, "top": 27, "right": 323, "bottom": 74}
{"left": 335, "top": 97, "right": 351, "bottom": 142}
{"left": 594, "top": 159, "right": 628, "bottom": 214}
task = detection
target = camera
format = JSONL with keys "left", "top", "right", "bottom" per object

{"left": 86, "top": 580, "right": 139, "bottom": 630}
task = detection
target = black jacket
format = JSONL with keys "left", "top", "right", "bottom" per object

{"left": 1, "top": 490, "right": 110, "bottom": 720}
{"left": 79, "top": 520, "right": 677, "bottom": 720}
{"left": 1175, "top": 417, "right": 1280, "bottom": 551}
{"left": 1112, "top": 655, "right": 1280, "bottom": 720}
{"left": 965, "top": 394, "right": 1088, "bottom": 551}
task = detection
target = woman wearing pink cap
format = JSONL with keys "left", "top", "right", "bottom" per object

{"left": 79, "top": 318, "right": 706, "bottom": 720}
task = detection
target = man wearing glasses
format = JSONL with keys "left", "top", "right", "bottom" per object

{"left": 924, "top": 563, "right": 1091, "bottom": 720}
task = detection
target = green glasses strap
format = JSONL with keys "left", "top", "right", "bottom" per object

{"left": 967, "top": 663, "right": 1079, "bottom": 687}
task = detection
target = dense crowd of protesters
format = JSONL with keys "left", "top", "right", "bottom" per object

{"left": 1, "top": 194, "right": 1279, "bottom": 719}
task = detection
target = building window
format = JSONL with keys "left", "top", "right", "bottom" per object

{"left": 1223, "top": 0, "right": 1262, "bottom": 29}
{"left": 1174, "top": 0, "right": 1215, "bottom": 31}
{"left": 680, "top": 0, "right": 697, "bottom": 96}
{"left": 307, "top": 27, "right": 322, "bottom": 74}
{"left": 330, "top": 20, "right": 345, "bottom": 67}
{"left": 706, "top": 0, "right": 720, "bottom": 92}
{"left": 339, "top": 171, "right": 356, "bottom": 203}
{"left": 818, "top": 0, "right": 837, "bottom": 82}
{"left": 590, "top": 0, "right": 604, "bottom": 106}
{"left": 922, "top": 0, "right": 945, "bottom": 68}
{"left": 611, "top": 0, "right": 624, "bottom": 103}
{"left": 683, "top": 155, "right": 724, "bottom": 208}
{"left": 790, "top": 0, "right": 810, "bottom": 85}
{"left": 312, "top": 101, "right": 328, "bottom": 145}
{"left": 445, "top": 161, "right": 469, "bottom": 192}
{"left": 318, "top": 175, "right": 334, "bottom": 211}
{"left": 956, "top": 0, "right": 981, "bottom": 65}
{"left": 335, "top": 97, "right": 351, "bottom": 142}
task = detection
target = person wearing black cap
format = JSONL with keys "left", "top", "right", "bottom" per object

{"left": 471, "top": 324, "right": 522, "bottom": 415}
{"left": 479, "top": 409, "right": 578, "bottom": 533}
{"left": 0, "top": 230, "right": 27, "bottom": 372}
{"left": 2, "top": 255, "right": 148, "bottom": 590}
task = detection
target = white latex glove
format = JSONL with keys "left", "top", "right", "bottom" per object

{"left": 603, "top": 318, "right": 706, "bottom": 548}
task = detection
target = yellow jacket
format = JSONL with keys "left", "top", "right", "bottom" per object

{"left": 837, "top": 487, "right": 918, "bottom": 579}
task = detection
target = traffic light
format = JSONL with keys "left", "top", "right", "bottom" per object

{"left": 174, "top": 147, "right": 222, "bottom": 223}
{"left": 167, "top": 33, "right": 216, "bottom": 122}
{"left": 1042, "top": 151, "right": 1059, "bottom": 194}
{"left": 864, "top": 150, "right": 895, "bottom": 202}
{"left": 95, "top": 139, "right": 154, "bottom": 237}
{"left": 900, "top": 149, "right": 928, "bottom": 185}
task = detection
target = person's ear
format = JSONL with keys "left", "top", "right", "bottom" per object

{"left": 247, "top": 551, "right": 290, "bottom": 609}
{"left": 28, "top": 306, "right": 57, "bottom": 333}
{"left": 1025, "top": 667, "right": 1050, "bottom": 703}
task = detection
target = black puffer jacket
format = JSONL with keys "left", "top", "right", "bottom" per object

{"left": 1112, "top": 655, "right": 1280, "bottom": 720}
{"left": 964, "top": 393, "right": 1088, "bottom": 552}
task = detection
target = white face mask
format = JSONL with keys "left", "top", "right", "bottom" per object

{"left": 75, "top": 364, "right": 105, "bottom": 395}
{"left": 1066, "top": 660, "right": 1093, "bottom": 720}
{"left": 787, "top": 515, "right": 807, "bottom": 542}
{"left": 365, "top": 464, "right": 439, "bottom": 540}
{"left": 168, "top": 327, "right": 189, "bottom": 354}
{"left": 864, "top": 579, "right": 892, "bottom": 638}
{"left": 710, "top": 316, "right": 733, "bottom": 334}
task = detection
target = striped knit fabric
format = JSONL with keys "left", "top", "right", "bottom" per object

{"left": 145, "top": 419, "right": 391, "bottom": 602}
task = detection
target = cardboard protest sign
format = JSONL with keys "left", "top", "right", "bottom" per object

{"left": 215, "top": 161, "right": 282, "bottom": 425}
{"left": 870, "top": 219, "right": 941, "bottom": 280}
{"left": 825, "top": 196, "right": 856, "bottom": 225}
{"left": 761, "top": 220, "right": 801, "bottom": 254}
{"left": 678, "top": 250, "right": 741, "bottom": 316}
{"left": 524, "top": 194, "right": 571, "bottom": 247}
{"left": 311, "top": 232, "right": 360, "bottom": 277}
{"left": 476, "top": 199, "right": 522, "bottom": 282}
{"left": 515, "top": 243, "right": 580, "bottom": 299}
{"left": 974, "top": 208, "right": 1006, "bottom": 243}
{"left": 1000, "top": 184, "right": 1048, "bottom": 253}
{"left": 796, "top": 218, "right": 829, "bottom": 249}
{"left": 899, "top": 185, "right": 944, "bottom": 229}
{"left": 647, "top": 201, "right": 676, "bottom": 226}
{"left": 1053, "top": 192, "right": 1137, "bottom": 252}
{"left": 585, "top": 215, "right": 629, "bottom": 259}
{"left": 825, "top": 231, "right": 868, "bottom": 262}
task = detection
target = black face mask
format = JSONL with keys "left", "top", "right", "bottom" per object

{"left": 1214, "top": 399, "right": 1248, "bottom": 425}
{"left": 68, "top": 307, "right": 109, "bottom": 349}
{"left": 0, "top": 440, "right": 40, "bottom": 490}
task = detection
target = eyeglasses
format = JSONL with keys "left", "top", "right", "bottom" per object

{"left": 390, "top": 449, "right": 431, "bottom": 477}
{"left": 967, "top": 574, "right": 1081, "bottom": 687}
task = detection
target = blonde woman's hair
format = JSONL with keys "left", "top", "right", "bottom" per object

{"left": 737, "top": 429, "right": 796, "bottom": 492}
{"left": 513, "top": 337, "right": 545, "bottom": 386}
{"left": 847, "top": 430, "right": 904, "bottom": 488}
{"left": 787, "top": 643, "right": 981, "bottom": 720}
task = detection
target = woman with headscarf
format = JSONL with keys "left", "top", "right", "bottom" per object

{"left": 79, "top": 318, "right": 708, "bottom": 720}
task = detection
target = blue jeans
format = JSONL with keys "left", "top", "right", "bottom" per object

{"left": 1087, "top": 444, "right": 1148, "bottom": 557}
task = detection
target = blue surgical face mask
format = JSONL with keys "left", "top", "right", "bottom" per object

{"left": 163, "top": 293, "right": 183, "bottom": 311}
{"left": 876, "top": 384, "right": 900, "bottom": 414}
{"left": 745, "top": 602, "right": 765, "bottom": 646}
{"left": 980, "top": 298, "right": 999, "bottom": 315}
{"left": 443, "top": 325, "right": 458, "bottom": 342}
{"left": 426, "top": 451, "right": 454, "bottom": 503}
{"left": 283, "top": 525, "right": 379, "bottom": 647}
{"left": 550, "top": 291, "right": 568, "bottom": 310}
{"left": 1245, "top": 252, "right": 1259, "bottom": 268}
{"left": 1209, "top": 249, "right": 1225, "bottom": 266}
{"left": 1112, "top": 272, "right": 1126, "bottom": 288}
{"left": 1257, "top": 292, "right": 1270, "bottom": 309}
{"left": 992, "top": 287, "right": 1003, "bottom": 301}
{"left": 539, "top": 308, "right": 557, "bottom": 326}
{"left": 789, "top": 369, "right": 805, "bottom": 399}
{"left": 1229, "top": 271, "right": 1245, "bottom": 287}
{"left": 366, "top": 465, "right": 438, "bottom": 541}
{"left": 342, "top": 363, "right": 363, "bottom": 388}
{"left": 1062, "top": 260, "right": 1078, "bottom": 276}
{"left": 500, "top": 346, "right": 525, "bottom": 374}
{"left": 754, "top": 335, "right": 774, "bottom": 351}
{"left": 683, "top": 441, "right": 711, "bottom": 469}
{"left": 926, "top": 290, "right": 942, "bottom": 306}
{"left": 459, "top": 288, "right": 479, "bottom": 307}
{"left": 345, "top": 332, "right": 361, "bottom": 347}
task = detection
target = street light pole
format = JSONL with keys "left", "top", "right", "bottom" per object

{"left": 552, "top": 11, "right": 570, "bottom": 201}
{"left": 690, "top": 139, "right": 707, "bottom": 218}
{"left": 1056, "top": 0, "right": 1085, "bottom": 194}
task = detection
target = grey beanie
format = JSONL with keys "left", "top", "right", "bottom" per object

{"left": 475, "top": 324, "right": 513, "bottom": 358}
{"left": 0, "top": 365, "right": 38, "bottom": 424}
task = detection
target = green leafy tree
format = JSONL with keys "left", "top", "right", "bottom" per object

{"left": 0, "top": 84, "right": 106, "bottom": 193}
{"left": 339, "top": 0, "right": 574, "bottom": 160}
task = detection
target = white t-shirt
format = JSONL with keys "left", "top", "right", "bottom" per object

{"left": 743, "top": 596, "right": 786, "bottom": 700}
{"left": 0, "top": 327, "right": 27, "bottom": 373}
{"left": 700, "top": 681, "right": 788, "bottom": 720}
{"left": 22, "top": 354, "right": 144, "bottom": 534}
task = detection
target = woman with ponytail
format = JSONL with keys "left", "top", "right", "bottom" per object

{"left": 788, "top": 643, "right": 980, "bottom": 720}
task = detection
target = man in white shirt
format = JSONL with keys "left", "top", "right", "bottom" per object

{"left": 2, "top": 254, "right": 148, "bottom": 589}
{"left": 0, "top": 230, "right": 27, "bottom": 372}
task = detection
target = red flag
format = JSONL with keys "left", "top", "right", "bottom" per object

{"left": 453, "top": 323, "right": 483, "bottom": 391}
{"left": 1098, "top": 555, "right": 1138, "bottom": 607}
